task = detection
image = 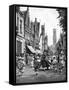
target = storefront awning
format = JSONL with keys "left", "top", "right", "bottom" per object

{"left": 27, "top": 45, "right": 36, "bottom": 53}
{"left": 27, "top": 45, "right": 42, "bottom": 54}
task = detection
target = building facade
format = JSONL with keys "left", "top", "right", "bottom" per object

{"left": 16, "top": 7, "right": 25, "bottom": 57}
{"left": 16, "top": 7, "right": 41, "bottom": 65}
{"left": 24, "top": 7, "right": 33, "bottom": 46}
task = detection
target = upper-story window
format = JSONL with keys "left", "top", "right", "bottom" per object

{"left": 20, "top": 19, "right": 22, "bottom": 34}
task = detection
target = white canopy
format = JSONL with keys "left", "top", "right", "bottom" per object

{"left": 27, "top": 45, "right": 42, "bottom": 54}
{"left": 27, "top": 45, "right": 36, "bottom": 53}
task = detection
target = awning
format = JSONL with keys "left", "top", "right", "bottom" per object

{"left": 27, "top": 45, "right": 42, "bottom": 54}
{"left": 27, "top": 45, "right": 36, "bottom": 53}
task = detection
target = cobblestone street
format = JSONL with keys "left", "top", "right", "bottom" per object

{"left": 16, "top": 66, "right": 66, "bottom": 83}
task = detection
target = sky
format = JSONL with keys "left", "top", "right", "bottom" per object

{"left": 20, "top": 7, "right": 62, "bottom": 47}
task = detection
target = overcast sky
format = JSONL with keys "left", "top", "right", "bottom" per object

{"left": 20, "top": 7, "right": 62, "bottom": 47}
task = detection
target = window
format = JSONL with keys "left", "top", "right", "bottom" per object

{"left": 16, "top": 40, "right": 22, "bottom": 55}
{"left": 20, "top": 19, "right": 22, "bottom": 34}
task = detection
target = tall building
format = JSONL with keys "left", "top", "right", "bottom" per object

{"left": 41, "top": 25, "right": 45, "bottom": 52}
{"left": 34, "top": 18, "right": 40, "bottom": 50}
{"left": 53, "top": 28, "right": 56, "bottom": 45}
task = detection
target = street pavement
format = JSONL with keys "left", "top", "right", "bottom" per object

{"left": 16, "top": 65, "right": 66, "bottom": 83}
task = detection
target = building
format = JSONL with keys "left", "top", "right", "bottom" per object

{"left": 56, "top": 31, "right": 66, "bottom": 54}
{"left": 31, "top": 21, "right": 35, "bottom": 47}
{"left": 23, "top": 7, "right": 40, "bottom": 50}
{"left": 16, "top": 7, "right": 41, "bottom": 65}
{"left": 23, "top": 7, "right": 34, "bottom": 47}
{"left": 41, "top": 25, "right": 45, "bottom": 52}
{"left": 16, "top": 7, "right": 25, "bottom": 57}
{"left": 52, "top": 28, "right": 57, "bottom": 53}
{"left": 33, "top": 18, "right": 40, "bottom": 50}
{"left": 53, "top": 28, "right": 56, "bottom": 46}
{"left": 23, "top": 7, "right": 31, "bottom": 45}
{"left": 44, "top": 34, "right": 48, "bottom": 50}
{"left": 23, "top": 8, "right": 40, "bottom": 64}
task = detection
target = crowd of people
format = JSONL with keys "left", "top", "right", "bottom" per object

{"left": 25, "top": 49, "right": 66, "bottom": 73}
{"left": 16, "top": 49, "right": 66, "bottom": 76}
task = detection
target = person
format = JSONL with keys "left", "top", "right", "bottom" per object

{"left": 53, "top": 56, "right": 57, "bottom": 64}
{"left": 41, "top": 51, "right": 50, "bottom": 70}
{"left": 41, "top": 53, "right": 46, "bottom": 68}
